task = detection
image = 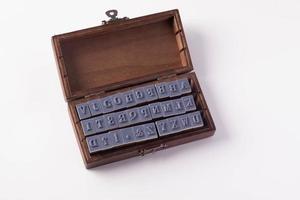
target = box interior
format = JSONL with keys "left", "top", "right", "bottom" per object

{"left": 55, "top": 13, "right": 192, "bottom": 100}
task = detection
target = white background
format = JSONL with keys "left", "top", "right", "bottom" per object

{"left": 0, "top": 0, "right": 300, "bottom": 199}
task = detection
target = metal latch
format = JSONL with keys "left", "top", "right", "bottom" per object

{"left": 102, "top": 9, "right": 129, "bottom": 25}
{"left": 138, "top": 144, "right": 167, "bottom": 156}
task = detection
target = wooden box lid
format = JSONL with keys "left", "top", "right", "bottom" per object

{"left": 52, "top": 9, "right": 193, "bottom": 101}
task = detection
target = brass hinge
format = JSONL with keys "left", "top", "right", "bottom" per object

{"left": 102, "top": 9, "right": 129, "bottom": 25}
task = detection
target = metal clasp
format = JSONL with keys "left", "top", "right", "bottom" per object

{"left": 139, "top": 144, "right": 167, "bottom": 156}
{"left": 102, "top": 9, "right": 129, "bottom": 25}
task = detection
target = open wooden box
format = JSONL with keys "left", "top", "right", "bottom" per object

{"left": 52, "top": 9, "right": 215, "bottom": 168}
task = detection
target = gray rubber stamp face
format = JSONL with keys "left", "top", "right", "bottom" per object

{"left": 160, "top": 100, "right": 175, "bottom": 117}
{"left": 177, "top": 78, "right": 192, "bottom": 94}
{"left": 109, "top": 129, "right": 124, "bottom": 146}
{"left": 120, "top": 127, "right": 135, "bottom": 144}
{"left": 133, "top": 87, "right": 146, "bottom": 104}
{"left": 148, "top": 102, "right": 163, "bottom": 119}
{"left": 143, "top": 84, "right": 158, "bottom": 102}
{"left": 167, "top": 81, "right": 181, "bottom": 97}
{"left": 155, "top": 119, "right": 169, "bottom": 136}
{"left": 111, "top": 93, "right": 125, "bottom": 111}
{"left": 178, "top": 114, "right": 192, "bottom": 130}
{"left": 138, "top": 105, "right": 152, "bottom": 122}
{"left": 181, "top": 95, "right": 197, "bottom": 112}
{"left": 155, "top": 82, "right": 169, "bottom": 99}
{"left": 189, "top": 111, "right": 204, "bottom": 128}
{"left": 115, "top": 111, "right": 130, "bottom": 128}
{"left": 122, "top": 91, "right": 137, "bottom": 108}
{"left": 76, "top": 103, "right": 91, "bottom": 120}
{"left": 87, "top": 99, "right": 102, "bottom": 116}
{"left": 98, "top": 132, "right": 114, "bottom": 150}
{"left": 87, "top": 132, "right": 116, "bottom": 153}
{"left": 127, "top": 108, "right": 140, "bottom": 126}
{"left": 167, "top": 116, "right": 182, "bottom": 135}
{"left": 143, "top": 123, "right": 158, "bottom": 139}
{"left": 81, "top": 118, "right": 97, "bottom": 136}
{"left": 132, "top": 124, "right": 147, "bottom": 141}
{"left": 93, "top": 116, "right": 106, "bottom": 134}
{"left": 101, "top": 96, "right": 114, "bottom": 113}
{"left": 86, "top": 135, "right": 101, "bottom": 153}
{"left": 172, "top": 99, "right": 186, "bottom": 115}
{"left": 103, "top": 113, "right": 118, "bottom": 130}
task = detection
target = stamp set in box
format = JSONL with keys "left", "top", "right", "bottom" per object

{"left": 52, "top": 9, "right": 215, "bottom": 168}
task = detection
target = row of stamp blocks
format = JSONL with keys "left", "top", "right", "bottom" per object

{"left": 76, "top": 78, "right": 192, "bottom": 120}
{"left": 81, "top": 95, "right": 197, "bottom": 136}
{"left": 76, "top": 78, "right": 204, "bottom": 154}
{"left": 87, "top": 111, "right": 204, "bottom": 153}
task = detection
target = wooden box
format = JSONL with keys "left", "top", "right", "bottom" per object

{"left": 52, "top": 9, "right": 215, "bottom": 168}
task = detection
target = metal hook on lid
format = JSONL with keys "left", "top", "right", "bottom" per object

{"left": 105, "top": 9, "right": 118, "bottom": 20}
{"left": 102, "top": 9, "right": 129, "bottom": 25}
